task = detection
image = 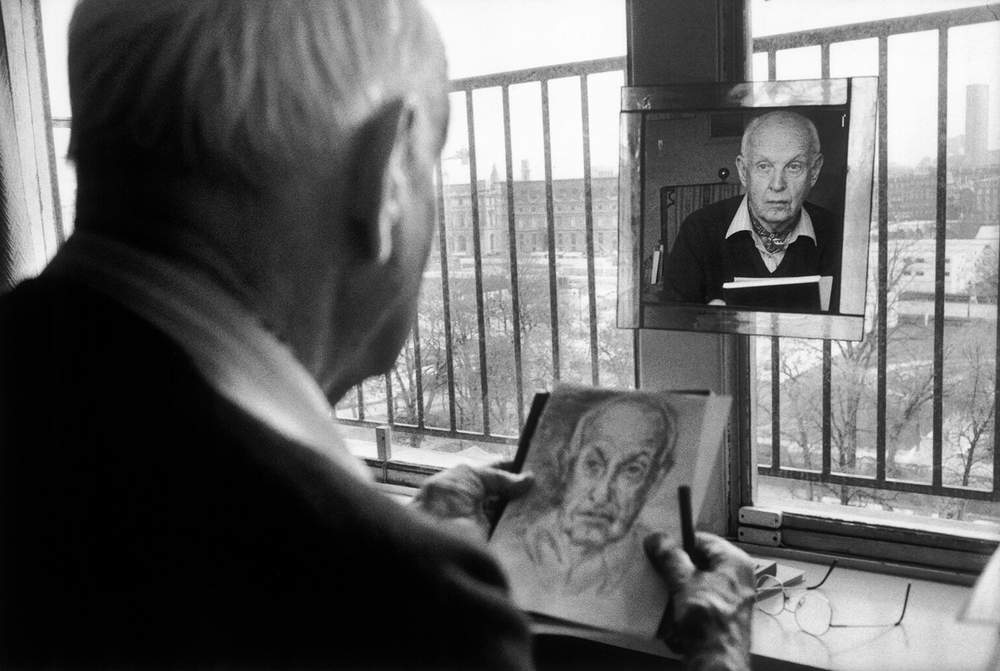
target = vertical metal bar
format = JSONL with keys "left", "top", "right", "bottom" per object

{"left": 31, "top": 0, "right": 64, "bottom": 245}
{"left": 931, "top": 28, "right": 948, "bottom": 490}
{"left": 771, "top": 337, "right": 781, "bottom": 472}
{"left": 376, "top": 425, "right": 392, "bottom": 482}
{"left": 734, "top": 337, "right": 756, "bottom": 527}
{"left": 412, "top": 321, "right": 425, "bottom": 429}
{"left": 822, "top": 340, "right": 832, "bottom": 476}
{"left": 384, "top": 373, "right": 394, "bottom": 424}
{"left": 766, "top": 46, "right": 780, "bottom": 475}
{"left": 465, "top": 89, "right": 492, "bottom": 435}
{"left": 501, "top": 85, "right": 526, "bottom": 427}
{"left": 356, "top": 384, "right": 365, "bottom": 421}
{"left": 876, "top": 34, "right": 889, "bottom": 480}
{"left": 435, "top": 163, "right": 457, "bottom": 431}
{"left": 580, "top": 74, "right": 600, "bottom": 386}
{"left": 994, "top": 218, "right": 1000, "bottom": 499}
{"left": 820, "top": 42, "right": 830, "bottom": 79}
{"left": 541, "top": 79, "right": 562, "bottom": 382}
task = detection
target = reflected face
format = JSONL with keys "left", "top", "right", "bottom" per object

{"left": 560, "top": 401, "right": 670, "bottom": 550}
{"left": 736, "top": 117, "right": 823, "bottom": 232}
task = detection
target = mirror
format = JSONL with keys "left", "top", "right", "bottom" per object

{"left": 617, "top": 78, "right": 877, "bottom": 340}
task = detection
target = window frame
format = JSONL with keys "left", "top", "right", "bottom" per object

{"left": 23, "top": 0, "right": 1000, "bottom": 576}
{"left": 736, "top": 2, "right": 1000, "bottom": 579}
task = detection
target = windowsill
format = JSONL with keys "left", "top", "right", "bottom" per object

{"left": 376, "top": 480, "right": 999, "bottom": 670}
{"left": 745, "top": 550, "right": 1000, "bottom": 671}
{"left": 750, "top": 497, "right": 1000, "bottom": 542}
{"left": 341, "top": 424, "right": 512, "bottom": 471}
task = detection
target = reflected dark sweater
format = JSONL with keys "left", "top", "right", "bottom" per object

{"left": 661, "top": 196, "right": 842, "bottom": 312}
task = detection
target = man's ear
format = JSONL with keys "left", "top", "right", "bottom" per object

{"left": 350, "top": 97, "right": 416, "bottom": 264}
{"left": 809, "top": 152, "right": 825, "bottom": 188}
{"left": 735, "top": 154, "right": 749, "bottom": 188}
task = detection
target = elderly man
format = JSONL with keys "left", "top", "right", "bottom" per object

{"left": 0, "top": 1, "right": 752, "bottom": 670}
{"left": 662, "top": 110, "right": 841, "bottom": 311}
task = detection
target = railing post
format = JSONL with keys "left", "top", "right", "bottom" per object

{"left": 376, "top": 425, "right": 392, "bottom": 482}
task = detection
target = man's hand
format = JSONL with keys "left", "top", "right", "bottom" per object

{"left": 410, "top": 462, "right": 534, "bottom": 542}
{"left": 645, "top": 531, "right": 755, "bottom": 671}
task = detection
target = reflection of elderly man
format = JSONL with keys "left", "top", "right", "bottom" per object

{"left": 522, "top": 396, "right": 676, "bottom": 596}
{"left": 662, "top": 110, "right": 841, "bottom": 311}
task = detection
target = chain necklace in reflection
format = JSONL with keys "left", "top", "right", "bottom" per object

{"left": 748, "top": 211, "right": 795, "bottom": 254}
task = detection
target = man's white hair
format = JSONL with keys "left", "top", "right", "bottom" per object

{"left": 740, "top": 110, "right": 821, "bottom": 157}
{"left": 68, "top": 0, "right": 447, "bottom": 195}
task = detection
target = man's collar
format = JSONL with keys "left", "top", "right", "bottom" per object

{"left": 47, "top": 231, "right": 371, "bottom": 482}
{"left": 725, "top": 196, "right": 816, "bottom": 244}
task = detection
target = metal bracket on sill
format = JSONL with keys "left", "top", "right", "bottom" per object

{"left": 738, "top": 526, "right": 782, "bottom": 546}
{"left": 739, "top": 506, "right": 783, "bottom": 529}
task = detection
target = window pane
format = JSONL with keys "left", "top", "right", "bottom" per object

{"left": 752, "top": 0, "right": 991, "bottom": 36}
{"left": 752, "top": 3, "right": 1000, "bottom": 531}
{"left": 380, "top": 1, "right": 631, "bottom": 464}
{"left": 775, "top": 46, "right": 821, "bottom": 80}
{"left": 39, "top": 0, "right": 78, "bottom": 234}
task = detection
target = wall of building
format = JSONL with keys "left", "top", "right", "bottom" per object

{"left": 628, "top": 0, "right": 750, "bottom": 534}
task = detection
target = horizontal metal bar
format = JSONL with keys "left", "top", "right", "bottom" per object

{"left": 337, "top": 417, "right": 518, "bottom": 446}
{"left": 780, "top": 511, "right": 1000, "bottom": 554}
{"left": 364, "top": 459, "right": 437, "bottom": 489}
{"left": 753, "top": 3, "right": 1000, "bottom": 52}
{"left": 736, "top": 544, "right": 981, "bottom": 586}
{"left": 621, "top": 78, "right": 850, "bottom": 112}
{"left": 752, "top": 3, "right": 1000, "bottom": 52}
{"left": 759, "top": 466, "right": 1000, "bottom": 501}
{"left": 449, "top": 56, "right": 626, "bottom": 91}
{"left": 780, "top": 528, "right": 991, "bottom": 573}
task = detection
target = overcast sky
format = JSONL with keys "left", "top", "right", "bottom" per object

{"left": 41, "top": 0, "right": 999, "bottom": 184}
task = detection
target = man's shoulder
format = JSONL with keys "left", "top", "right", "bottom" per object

{"left": 803, "top": 200, "right": 840, "bottom": 226}
{"left": 676, "top": 195, "right": 743, "bottom": 241}
{"left": 683, "top": 195, "right": 743, "bottom": 224}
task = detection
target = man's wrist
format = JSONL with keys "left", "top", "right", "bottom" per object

{"left": 682, "top": 609, "right": 752, "bottom": 671}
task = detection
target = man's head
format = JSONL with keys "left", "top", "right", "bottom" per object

{"left": 67, "top": 0, "right": 449, "bottom": 397}
{"left": 735, "top": 110, "right": 824, "bottom": 232}
{"left": 557, "top": 396, "right": 676, "bottom": 551}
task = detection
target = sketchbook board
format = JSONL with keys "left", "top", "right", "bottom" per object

{"left": 489, "top": 384, "right": 730, "bottom": 639}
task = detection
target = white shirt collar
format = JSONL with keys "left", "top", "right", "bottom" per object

{"left": 725, "top": 195, "right": 816, "bottom": 244}
{"left": 49, "top": 231, "right": 371, "bottom": 482}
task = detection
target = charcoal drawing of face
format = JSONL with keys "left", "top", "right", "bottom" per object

{"left": 558, "top": 397, "right": 675, "bottom": 550}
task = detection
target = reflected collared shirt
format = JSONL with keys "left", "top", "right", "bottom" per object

{"left": 49, "top": 231, "right": 370, "bottom": 482}
{"left": 725, "top": 196, "right": 816, "bottom": 273}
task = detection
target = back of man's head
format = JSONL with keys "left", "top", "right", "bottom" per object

{"left": 67, "top": 0, "right": 448, "bottom": 230}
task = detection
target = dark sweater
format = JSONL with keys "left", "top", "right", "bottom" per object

{"left": 0, "top": 271, "right": 533, "bottom": 670}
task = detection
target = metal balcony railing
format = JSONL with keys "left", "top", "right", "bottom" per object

{"left": 335, "top": 57, "right": 629, "bottom": 458}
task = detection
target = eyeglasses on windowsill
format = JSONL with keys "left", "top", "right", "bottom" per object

{"left": 754, "top": 560, "right": 912, "bottom": 637}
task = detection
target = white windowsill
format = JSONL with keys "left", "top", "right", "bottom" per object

{"left": 372, "top": 482, "right": 999, "bottom": 670}
{"left": 746, "top": 551, "right": 1000, "bottom": 671}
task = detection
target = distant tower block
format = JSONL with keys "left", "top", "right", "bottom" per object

{"left": 965, "top": 84, "right": 989, "bottom": 167}
{"left": 520, "top": 158, "right": 531, "bottom": 181}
